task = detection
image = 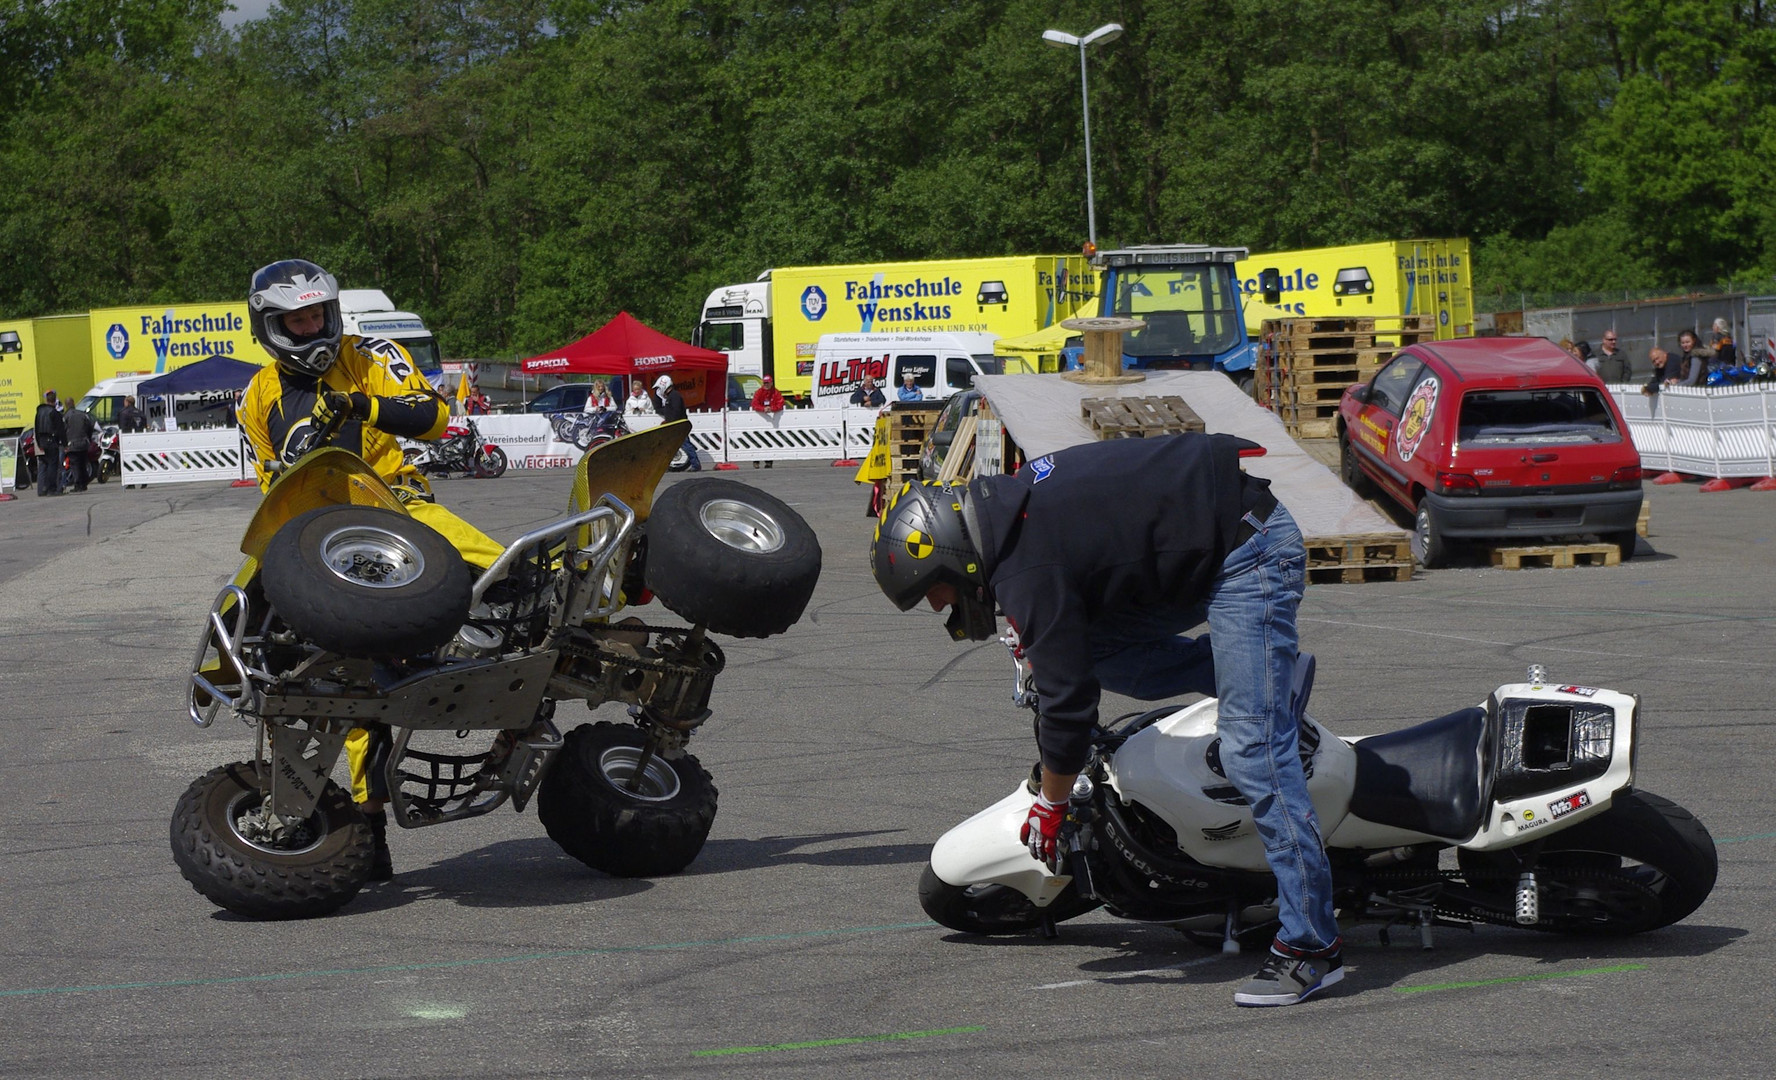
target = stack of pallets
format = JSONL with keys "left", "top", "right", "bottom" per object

{"left": 1304, "top": 534, "right": 1415, "bottom": 584}
{"left": 1080, "top": 396, "right": 1205, "bottom": 438}
{"left": 888, "top": 403, "right": 942, "bottom": 483}
{"left": 1258, "top": 316, "right": 1434, "bottom": 439}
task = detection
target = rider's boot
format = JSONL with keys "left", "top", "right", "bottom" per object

{"left": 366, "top": 808, "right": 394, "bottom": 882}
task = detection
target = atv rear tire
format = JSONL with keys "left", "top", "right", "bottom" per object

{"left": 170, "top": 761, "right": 372, "bottom": 920}
{"left": 918, "top": 863, "right": 1100, "bottom": 934}
{"left": 261, "top": 505, "right": 471, "bottom": 657}
{"left": 645, "top": 478, "right": 821, "bottom": 637}
{"left": 538, "top": 722, "right": 718, "bottom": 877}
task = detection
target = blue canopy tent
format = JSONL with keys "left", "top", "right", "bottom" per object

{"left": 136, "top": 354, "right": 264, "bottom": 395}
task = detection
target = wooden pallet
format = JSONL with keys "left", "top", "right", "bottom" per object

{"left": 1302, "top": 533, "right": 1414, "bottom": 585}
{"left": 1637, "top": 498, "right": 1651, "bottom": 538}
{"left": 1081, "top": 395, "right": 1204, "bottom": 438}
{"left": 1294, "top": 417, "right": 1339, "bottom": 439}
{"left": 1489, "top": 544, "right": 1622, "bottom": 570}
{"left": 1307, "top": 562, "right": 1415, "bottom": 585}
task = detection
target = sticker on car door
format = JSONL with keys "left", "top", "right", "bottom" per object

{"left": 1395, "top": 376, "right": 1440, "bottom": 462}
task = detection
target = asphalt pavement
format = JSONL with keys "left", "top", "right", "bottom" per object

{"left": 0, "top": 463, "right": 1771, "bottom": 1078}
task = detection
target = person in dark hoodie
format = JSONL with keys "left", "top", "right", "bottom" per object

{"left": 870, "top": 433, "right": 1341, "bottom": 1007}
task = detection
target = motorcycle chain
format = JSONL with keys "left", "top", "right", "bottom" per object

{"left": 1368, "top": 867, "right": 1661, "bottom": 929}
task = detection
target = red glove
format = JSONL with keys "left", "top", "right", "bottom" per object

{"left": 1020, "top": 794, "right": 1067, "bottom": 872}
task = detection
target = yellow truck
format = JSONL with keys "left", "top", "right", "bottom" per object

{"left": 1236, "top": 239, "right": 1474, "bottom": 340}
{"left": 0, "top": 314, "right": 96, "bottom": 434}
{"left": 693, "top": 255, "right": 1097, "bottom": 403}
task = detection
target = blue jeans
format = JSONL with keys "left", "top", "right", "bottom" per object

{"left": 1090, "top": 504, "right": 1340, "bottom": 953}
{"left": 682, "top": 436, "right": 701, "bottom": 471}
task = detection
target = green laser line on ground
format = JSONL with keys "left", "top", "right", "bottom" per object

{"left": 1718, "top": 831, "right": 1776, "bottom": 844}
{"left": 0, "top": 922, "right": 936, "bottom": 999}
{"left": 1396, "top": 963, "right": 1645, "bottom": 994}
{"left": 694, "top": 1026, "right": 984, "bottom": 1057}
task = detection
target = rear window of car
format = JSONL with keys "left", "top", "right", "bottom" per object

{"left": 1457, "top": 388, "right": 1621, "bottom": 446}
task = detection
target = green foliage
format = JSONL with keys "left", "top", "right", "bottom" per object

{"left": 7, "top": 0, "right": 1776, "bottom": 354}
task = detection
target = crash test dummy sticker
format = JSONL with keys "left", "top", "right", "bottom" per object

{"left": 1395, "top": 376, "right": 1441, "bottom": 462}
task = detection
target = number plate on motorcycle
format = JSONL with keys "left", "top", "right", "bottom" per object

{"left": 1548, "top": 790, "right": 1591, "bottom": 819}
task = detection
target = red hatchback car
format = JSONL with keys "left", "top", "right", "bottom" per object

{"left": 1335, "top": 337, "right": 1643, "bottom": 567}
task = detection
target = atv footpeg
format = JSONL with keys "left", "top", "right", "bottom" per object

{"left": 385, "top": 719, "right": 563, "bottom": 827}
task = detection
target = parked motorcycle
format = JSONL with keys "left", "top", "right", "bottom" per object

{"left": 922, "top": 651, "right": 1717, "bottom": 948}
{"left": 405, "top": 416, "right": 507, "bottom": 478}
{"left": 551, "top": 409, "right": 695, "bottom": 472}
{"left": 92, "top": 425, "right": 120, "bottom": 484}
{"left": 175, "top": 415, "right": 822, "bottom": 919}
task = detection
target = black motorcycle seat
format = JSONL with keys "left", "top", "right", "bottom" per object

{"left": 1348, "top": 706, "right": 1491, "bottom": 840}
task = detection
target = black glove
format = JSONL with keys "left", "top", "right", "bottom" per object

{"left": 313, "top": 390, "right": 373, "bottom": 429}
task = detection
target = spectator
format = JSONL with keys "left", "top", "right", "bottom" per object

{"left": 625, "top": 381, "right": 655, "bottom": 415}
{"left": 1595, "top": 330, "right": 1633, "bottom": 383}
{"left": 583, "top": 379, "right": 615, "bottom": 414}
{"left": 649, "top": 374, "right": 700, "bottom": 471}
{"left": 750, "top": 375, "right": 785, "bottom": 469}
{"left": 117, "top": 395, "right": 148, "bottom": 433}
{"left": 33, "top": 390, "right": 65, "bottom": 496}
{"left": 1645, "top": 330, "right": 1705, "bottom": 393}
{"left": 464, "top": 390, "right": 490, "bottom": 415}
{"left": 1574, "top": 340, "right": 1596, "bottom": 373}
{"left": 61, "top": 397, "right": 97, "bottom": 492}
{"left": 850, "top": 375, "right": 886, "bottom": 408}
{"left": 1709, "top": 317, "right": 1737, "bottom": 374}
{"left": 897, "top": 372, "right": 924, "bottom": 401}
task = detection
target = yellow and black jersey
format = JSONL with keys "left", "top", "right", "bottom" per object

{"left": 240, "top": 336, "right": 449, "bottom": 489}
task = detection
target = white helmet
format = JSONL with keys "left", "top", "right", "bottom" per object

{"left": 653, "top": 374, "right": 675, "bottom": 394}
{"left": 248, "top": 259, "right": 343, "bottom": 377}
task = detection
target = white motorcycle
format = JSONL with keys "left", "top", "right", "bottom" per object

{"left": 921, "top": 653, "right": 1717, "bottom": 948}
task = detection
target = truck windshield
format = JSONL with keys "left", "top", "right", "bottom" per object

{"left": 699, "top": 322, "right": 744, "bottom": 352}
{"left": 402, "top": 336, "right": 442, "bottom": 373}
{"left": 1108, "top": 264, "right": 1241, "bottom": 361}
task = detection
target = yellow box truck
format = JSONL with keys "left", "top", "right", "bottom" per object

{"left": 1235, "top": 239, "right": 1474, "bottom": 340}
{"left": 0, "top": 314, "right": 94, "bottom": 434}
{"left": 694, "top": 255, "right": 1097, "bottom": 403}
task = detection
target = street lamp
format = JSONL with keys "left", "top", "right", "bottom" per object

{"left": 1042, "top": 22, "right": 1123, "bottom": 248}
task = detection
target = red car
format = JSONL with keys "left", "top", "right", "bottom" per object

{"left": 1335, "top": 337, "right": 1642, "bottom": 567}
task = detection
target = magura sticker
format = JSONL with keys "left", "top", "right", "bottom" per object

{"left": 1394, "top": 376, "right": 1441, "bottom": 462}
{"left": 1557, "top": 685, "right": 1599, "bottom": 697}
{"left": 1549, "top": 790, "right": 1592, "bottom": 819}
{"left": 1027, "top": 455, "right": 1056, "bottom": 483}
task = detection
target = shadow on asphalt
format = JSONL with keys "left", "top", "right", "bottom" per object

{"left": 694, "top": 829, "right": 929, "bottom": 873}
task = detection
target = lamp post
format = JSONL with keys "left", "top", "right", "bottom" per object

{"left": 1042, "top": 22, "right": 1123, "bottom": 248}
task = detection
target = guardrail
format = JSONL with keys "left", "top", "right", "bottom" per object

{"left": 1608, "top": 383, "right": 1776, "bottom": 479}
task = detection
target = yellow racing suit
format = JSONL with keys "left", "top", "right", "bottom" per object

{"left": 240, "top": 335, "right": 507, "bottom": 804}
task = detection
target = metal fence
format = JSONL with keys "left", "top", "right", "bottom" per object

{"left": 1608, "top": 384, "right": 1776, "bottom": 479}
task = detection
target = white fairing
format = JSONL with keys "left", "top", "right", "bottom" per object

{"left": 1106, "top": 699, "right": 1357, "bottom": 872}
{"left": 928, "top": 784, "right": 1075, "bottom": 907}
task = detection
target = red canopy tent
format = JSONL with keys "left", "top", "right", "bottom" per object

{"left": 519, "top": 311, "right": 728, "bottom": 408}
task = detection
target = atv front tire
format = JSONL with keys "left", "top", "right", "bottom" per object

{"left": 170, "top": 761, "right": 372, "bottom": 920}
{"left": 537, "top": 722, "right": 718, "bottom": 877}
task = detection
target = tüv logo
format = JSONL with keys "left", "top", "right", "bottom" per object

{"left": 105, "top": 323, "right": 130, "bottom": 360}
{"left": 801, "top": 285, "right": 827, "bottom": 321}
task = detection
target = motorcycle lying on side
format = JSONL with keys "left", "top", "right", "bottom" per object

{"left": 175, "top": 415, "right": 822, "bottom": 919}
{"left": 922, "top": 651, "right": 1718, "bottom": 948}
{"left": 404, "top": 416, "right": 507, "bottom": 478}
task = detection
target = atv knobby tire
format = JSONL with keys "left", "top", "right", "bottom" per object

{"left": 261, "top": 504, "right": 471, "bottom": 657}
{"left": 537, "top": 722, "right": 718, "bottom": 877}
{"left": 645, "top": 478, "right": 821, "bottom": 637}
{"left": 170, "top": 761, "right": 372, "bottom": 920}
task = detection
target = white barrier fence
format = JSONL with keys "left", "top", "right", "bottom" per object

{"left": 1608, "top": 384, "right": 1776, "bottom": 479}
{"left": 119, "top": 429, "right": 252, "bottom": 486}
{"left": 101, "top": 408, "right": 891, "bottom": 489}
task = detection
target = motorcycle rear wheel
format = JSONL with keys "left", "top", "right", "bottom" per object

{"left": 918, "top": 863, "right": 1100, "bottom": 935}
{"left": 474, "top": 445, "right": 508, "bottom": 479}
{"left": 170, "top": 761, "right": 372, "bottom": 920}
{"left": 537, "top": 722, "right": 718, "bottom": 877}
{"left": 1457, "top": 790, "right": 1717, "bottom": 935}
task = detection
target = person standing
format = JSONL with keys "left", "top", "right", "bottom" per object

{"left": 872, "top": 435, "right": 1343, "bottom": 1007}
{"left": 625, "top": 381, "right": 655, "bottom": 415}
{"left": 1708, "top": 317, "right": 1737, "bottom": 375}
{"left": 750, "top": 375, "right": 785, "bottom": 468}
{"left": 850, "top": 375, "right": 886, "bottom": 408}
{"left": 649, "top": 374, "right": 700, "bottom": 471}
{"left": 897, "top": 372, "right": 924, "bottom": 401}
{"left": 61, "top": 397, "right": 97, "bottom": 492}
{"left": 33, "top": 391, "right": 65, "bottom": 496}
{"left": 1594, "top": 331, "right": 1633, "bottom": 383}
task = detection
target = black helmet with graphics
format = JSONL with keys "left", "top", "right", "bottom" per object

{"left": 248, "top": 259, "right": 343, "bottom": 377}
{"left": 871, "top": 480, "right": 995, "bottom": 640}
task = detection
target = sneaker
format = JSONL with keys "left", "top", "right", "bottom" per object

{"left": 1233, "top": 948, "right": 1343, "bottom": 1007}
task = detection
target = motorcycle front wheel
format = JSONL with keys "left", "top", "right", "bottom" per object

{"left": 667, "top": 445, "right": 693, "bottom": 472}
{"left": 537, "top": 722, "right": 718, "bottom": 877}
{"left": 170, "top": 761, "right": 372, "bottom": 920}
{"left": 1457, "top": 790, "right": 1717, "bottom": 935}
{"left": 918, "top": 864, "right": 1100, "bottom": 934}
{"left": 473, "top": 445, "right": 508, "bottom": 479}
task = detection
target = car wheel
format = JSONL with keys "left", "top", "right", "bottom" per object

{"left": 1411, "top": 499, "right": 1450, "bottom": 569}
{"left": 1339, "top": 433, "right": 1374, "bottom": 496}
{"left": 1604, "top": 530, "right": 1638, "bottom": 561}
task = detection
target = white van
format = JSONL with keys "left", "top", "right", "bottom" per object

{"left": 339, "top": 289, "right": 441, "bottom": 375}
{"left": 78, "top": 373, "right": 241, "bottom": 430}
{"left": 811, "top": 331, "right": 1001, "bottom": 405}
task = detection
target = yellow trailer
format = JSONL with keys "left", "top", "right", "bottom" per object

{"left": 1, "top": 314, "right": 94, "bottom": 433}
{"left": 1236, "top": 239, "right": 1474, "bottom": 340}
